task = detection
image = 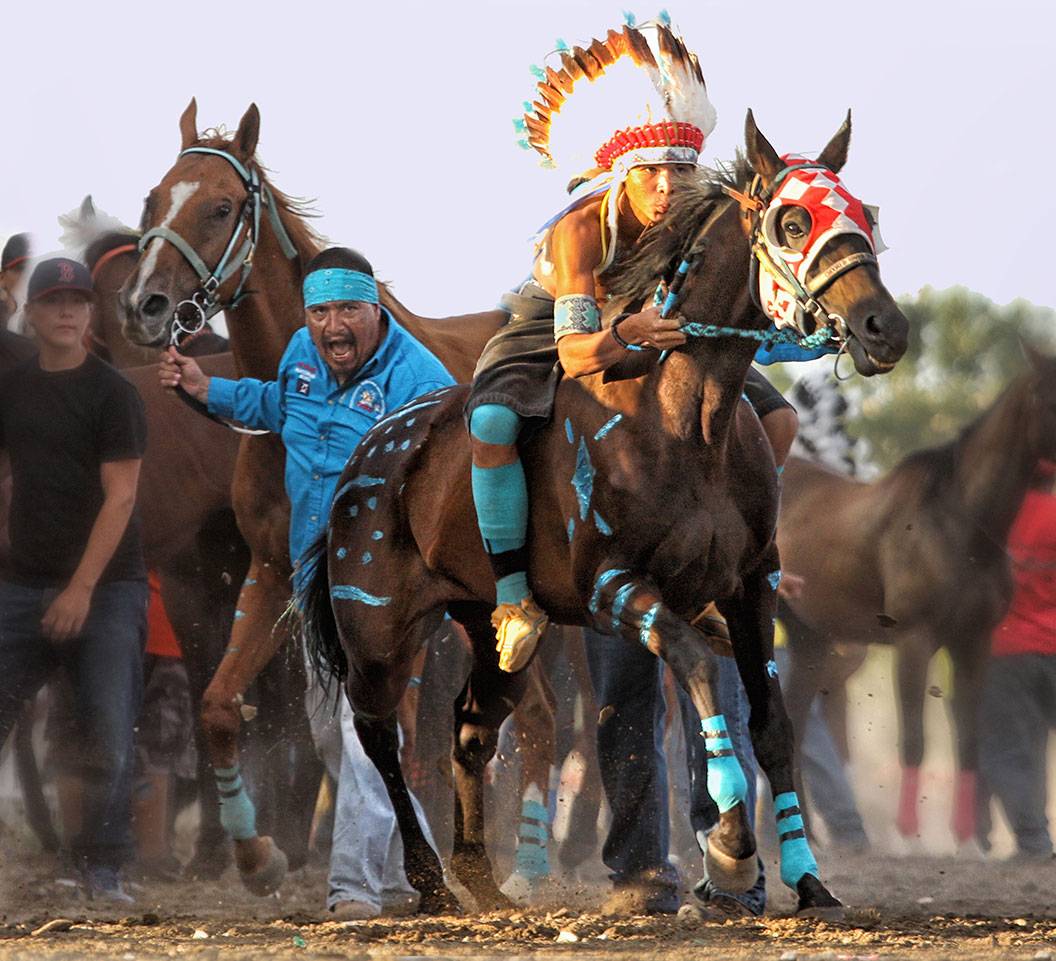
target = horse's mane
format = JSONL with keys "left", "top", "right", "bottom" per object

{"left": 892, "top": 373, "right": 1027, "bottom": 502}
{"left": 191, "top": 133, "right": 326, "bottom": 264}
{"left": 84, "top": 229, "right": 140, "bottom": 273}
{"left": 606, "top": 155, "right": 752, "bottom": 304}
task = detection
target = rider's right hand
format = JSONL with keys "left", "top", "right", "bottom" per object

{"left": 619, "top": 305, "right": 688, "bottom": 350}
{"left": 159, "top": 348, "right": 210, "bottom": 403}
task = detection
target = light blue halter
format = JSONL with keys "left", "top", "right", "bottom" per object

{"left": 138, "top": 146, "right": 299, "bottom": 343}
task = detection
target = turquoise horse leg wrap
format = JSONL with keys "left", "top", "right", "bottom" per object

{"left": 511, "top": 790, "right": 551, "bottom": 880}
{"left": 775, "top": 790, "right": 818, "bottom": 887}
{"left": 701, "top": 714, "right": 748, "bottom": 813}
{"left": 215, "top": 764, "right": 257, "bottom": 841}
{"left": 470, "top": 404, "right": 529, "bottom": 606}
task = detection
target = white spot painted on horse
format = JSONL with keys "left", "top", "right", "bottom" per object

{"left": 234, "top": 609, "right": 245, "bottom": 620}
{"left": 405, "top": 418, "right": 415, "bottom": 427}
{"left": 133, "top": 180, "right": 200, "bottom": 302}
{"left": 367, "top": 446, "right": 376, "bottom": 458}
{"left": 384, "top": 441, "right": 394, "bottom": 453}
{"left": 372, "top": 530, "right": 383, "bottom": 540}
{"left": 336, "top": 548, "right": 347, "bottom": 559}
{"left": 367, "top": 496, "right": 377, "bottom": 510}
{"left": 399, "top": 440, "right": 410, "bottom": 450}
{"left": 349, "top": 505, "right": 358, "bottom": 517}
{"left": 362, "top": 552, "right": 372, "bottom": 564}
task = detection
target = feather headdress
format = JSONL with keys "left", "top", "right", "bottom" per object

{"left": 517, "top": 18, "right": 716, "bottom": 177}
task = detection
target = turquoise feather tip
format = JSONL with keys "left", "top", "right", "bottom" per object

{"left": 555, "top": 37, "right": 569, "bottom": 51}
{"left": 658, "top": 8, "right": 671, "bottom": 25}
{"left": 517, "top": 139, "right": 531, "bottom": 151}
{"left": 529, "top": 63, "right": 546, "bottom": 80}
{"left": 522, "top": 101, "right": 534, "bottom": 112}
{"left": 512, "top": 118, "right": 527, "bottom": 133}
{"left": 622, "top": 10, "right": 637, "bottom": 27}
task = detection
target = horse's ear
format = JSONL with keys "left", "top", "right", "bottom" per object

{"left": 817, "top": 110, "right": 852, "bottom": 174}
{"left": 744, "top": 109, "right": 782, "bottom": 183}
{"left": 233, "top": 103, "right": 260, "bottom": 160}
{"left": 80, "top": 195, "right": 96, "bottom": 220}
{"left": 179, "top": 98, "right": 198, "bottom": 150}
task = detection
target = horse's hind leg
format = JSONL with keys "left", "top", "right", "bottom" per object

{"left": 946, "top": 633, "right": 990, "bottom": 846}
{"left": 591, "top": 567, "right": 757, "bottom": 894}
{"left": 448, "top": 601, "right": 531, "bottom": 911}
{"left": 351, "top": 710, "right": 459, "bottom": 915}
{"left": 723, "top": 561, "right": 842, "bottom": 918}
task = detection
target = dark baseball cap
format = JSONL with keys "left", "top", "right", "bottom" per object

{"left": 27, "top": 257, "right": 95, "bottom": 302}
{"left": 1, "top": 233, "right": 32, "bottom": 270}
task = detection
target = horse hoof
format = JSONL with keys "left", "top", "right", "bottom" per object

{"left": 795, "top": 874, "right": 844, "bottom": 920}
{"left": 239, "top": 836, "right": 288, "bottom": 896}
{"left": 705, "top": 836, "right": 758, "bottom": 894}
{"left": 416, "top": 887, "right": 462, "bottom": 916}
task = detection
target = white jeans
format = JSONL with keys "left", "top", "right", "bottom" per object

{"left": 305, "top": 661, "right": 438, "bottom": 912}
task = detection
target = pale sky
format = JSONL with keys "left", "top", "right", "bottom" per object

{"left": 3, "top": 0, "right": 1053, "bottom": 316}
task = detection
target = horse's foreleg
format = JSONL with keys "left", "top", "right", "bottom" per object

{"left": 893, "top": 632, "right": 932, "bottom": 841}
{"left": 501, "top": 655, "right": 556, "bottom": 902}
{"left": 591, "top": 566, "right": 756, "bottom": 894}
{"left": 724, "top": 562, "right": 842, "bottom": 917}
{"left": 947, "top": 636, "right": 990, "bottom": 846}
{"left": 448, "top": 604, "right": 530, "bottom": 912}
{"left": 199, "top": 559, "right": 292, "bottom": 895}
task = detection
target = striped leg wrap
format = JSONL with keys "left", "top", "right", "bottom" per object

{"left": 511, "top": 795, "right": 551, "bottom": 880}
{"left": 774, "top": 791, "right": 818, "bottom": 888}
{"left": 214, "top": 764, "right": 257, "bottom": 841}
{"left": 701, "top": 714, "right": 748, "bottom": 814}
{"left": 589, "top": 569, "right": 662, "bottom": 647}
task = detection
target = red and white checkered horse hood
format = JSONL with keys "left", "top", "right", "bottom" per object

{"left": 757, "top": 155, "right": 881, "bottom": 330}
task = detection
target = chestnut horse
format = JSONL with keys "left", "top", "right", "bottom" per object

{"left": 777, "top": 348, "right": 1056, "bottom": 847}
{"left": 117, "top": 99, "right": 550, "bottom": 894}
{"left": 302, "top": 112, "right": 909, "bottom": 915}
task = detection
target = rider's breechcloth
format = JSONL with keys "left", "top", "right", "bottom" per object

{"left": 465, "top": 280, "right": 562, "bottom": 428}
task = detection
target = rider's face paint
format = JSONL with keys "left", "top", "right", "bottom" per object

{"left": 305, "top": 300, "right": 384, "bottom": 384}
{"left": 623, "top": 164, "right": 696, "bottom": 226}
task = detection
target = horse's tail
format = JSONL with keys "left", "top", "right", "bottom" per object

{"left": 297, "top": 531, "right": 348, "bottom": 686}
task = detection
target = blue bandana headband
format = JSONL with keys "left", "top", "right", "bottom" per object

{"left": 302, "top": 268, "right": 379, "bottom": 308}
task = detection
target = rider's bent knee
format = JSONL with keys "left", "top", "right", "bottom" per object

{"left": 470, "top": 404, "right": 522, "bottom": 447}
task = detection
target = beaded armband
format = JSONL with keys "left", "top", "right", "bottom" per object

{"left": 554, "top": 293, "right": 602, "bottom": 340}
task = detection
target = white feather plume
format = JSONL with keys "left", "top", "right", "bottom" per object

{"left": 57, "top": 196, "right": 132, "bottom": 258}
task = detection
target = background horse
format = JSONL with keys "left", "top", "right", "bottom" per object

{"left": 777, "top": 348, "right": 1056, "bottom": 847}
{"left": 117, "top": 99, "right": 568, "bottom": 896}
{"left": 302, "top": 112, "right": 909, "bottom": 916}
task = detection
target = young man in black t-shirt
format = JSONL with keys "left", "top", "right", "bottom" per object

{"left": 0, "top": 257, "right": 148, "bottom": 900}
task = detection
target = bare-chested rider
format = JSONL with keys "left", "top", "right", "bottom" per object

{"left": 466, "top": 24, "right": 798, "bottom": 673}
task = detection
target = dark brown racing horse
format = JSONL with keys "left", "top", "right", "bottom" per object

{"left": 777, "top": 348, "right": 1056, "bottom": 847}
{"left": 302, "top": 112, "right": 909, "bottom": 916}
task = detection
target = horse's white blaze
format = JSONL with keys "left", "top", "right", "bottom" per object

{"left": 132, "top": 180, "right": 200, "bottom": 302}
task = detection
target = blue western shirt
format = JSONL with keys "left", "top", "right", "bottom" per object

{"left": 206, "top": 312, "right": 454, "bottom": 586}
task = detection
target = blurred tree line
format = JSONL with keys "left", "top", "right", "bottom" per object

{"left": 769, "top": 286, "right": 1056, "bottom": 473}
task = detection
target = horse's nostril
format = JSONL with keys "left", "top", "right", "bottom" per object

{"left": 864, "top": 314, "right": 883, "bottom": 338}
{"left": 141, "top": 293, "right": 171, "bottom": 320}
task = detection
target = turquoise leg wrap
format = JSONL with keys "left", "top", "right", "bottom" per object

{"left": 470, "top": 406, "right": 529, "bottom": 606}
{"left": 701, "top": 714, "right": 748, "bottom": 814}
{"left": 775, "top": 790, "right": 818, "bottom": 888}
{"left": 511, "top": 798, "right": 551, "bottom": 880}
{"left": 215, "top": 765, "right": 257, "bottom": 841}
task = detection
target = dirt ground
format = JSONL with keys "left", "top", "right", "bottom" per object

{"left": 1, "top": 848, "right": 1055, "bottom": 961}
{"left": 2, "top": 650, "right": 1055, "bottom": 960}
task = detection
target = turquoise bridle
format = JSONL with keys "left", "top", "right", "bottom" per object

{"left": 138, "top": 146, "right": 299, "bottom": 344}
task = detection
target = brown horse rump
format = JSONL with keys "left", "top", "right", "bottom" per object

{"left": 465, "top": 280, "right": 562, "bottom": 428}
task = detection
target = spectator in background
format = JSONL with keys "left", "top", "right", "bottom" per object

{"left": 980, "top": 462, "right": 1056, "bottom": 859}
{"left": 1, "top": 234, "right": 32, "bottom": 329}
{"left": 0, "top": 257, "right": 148, "bottom": 901}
